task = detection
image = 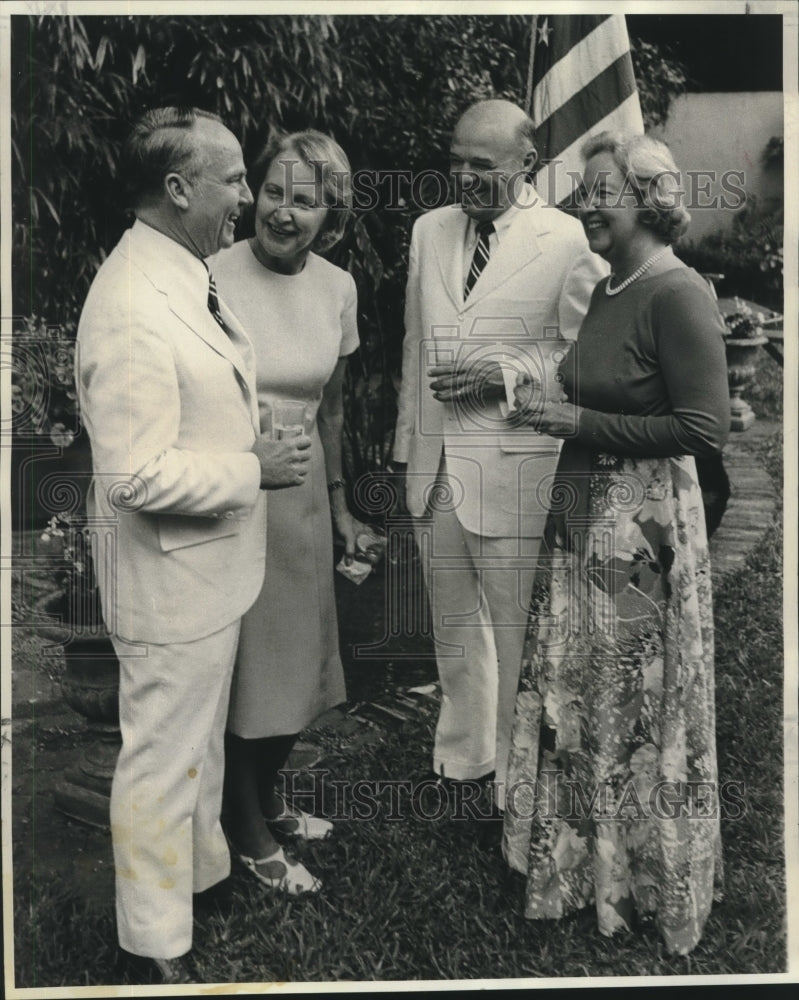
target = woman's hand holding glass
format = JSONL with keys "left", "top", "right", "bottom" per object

{"left": 329, "top": 491, "right": 381, "bottom": 569}
{"left": 511, "top": 372, "right": 581, "bottom": 438}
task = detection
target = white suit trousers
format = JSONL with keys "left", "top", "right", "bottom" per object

{"left": 110, "top": 619, "right": 240, "bottom": 958}
{"left": 413, "top": 479, "right": 542, "bottom": 809}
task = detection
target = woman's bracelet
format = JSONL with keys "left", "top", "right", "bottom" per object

{"left": 327, "top": 477, "right": 346, "bottom": 494}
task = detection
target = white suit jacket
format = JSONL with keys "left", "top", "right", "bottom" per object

{"left": 394, "top": 187, "right": 608, "bottom": 537}
{"left": 77, "top": 221, "right": 267, "bottom": 644}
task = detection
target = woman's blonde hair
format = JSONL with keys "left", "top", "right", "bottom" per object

{"left": 581, "top": 131, "right": 691, "bottom": 244}
{"left": 248, "top": 129, "right": 353, "bottom": 252}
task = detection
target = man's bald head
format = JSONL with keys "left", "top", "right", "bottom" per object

{"left": 450, "top": 100, "right": 537, "bottom": 221}
{"left": 454, "top": 100, "right": 537, "bottom": 155}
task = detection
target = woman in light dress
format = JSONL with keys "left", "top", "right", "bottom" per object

{"left": 212, "top": 130, "right": 363, "bottom": 895}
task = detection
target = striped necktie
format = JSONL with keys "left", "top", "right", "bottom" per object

{"left": 463, "top": 221, "right": 495, "bottom": 300}
{"left": 207, "top": 272, "right": 232, "bottom": 336}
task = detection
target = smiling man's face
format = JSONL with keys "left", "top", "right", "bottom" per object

{"left": 180, "top": 120, "right": 253, "bottom": 258}
{"left": 449, "top": 112, "right": 535, "bottom": 223}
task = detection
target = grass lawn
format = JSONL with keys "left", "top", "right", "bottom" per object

{"left": 10, "top": 363, "right": 786, "bottom": 987}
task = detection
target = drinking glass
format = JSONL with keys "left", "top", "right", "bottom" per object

{"left": 272, "top": 399, "right": 308, "bottom": 440}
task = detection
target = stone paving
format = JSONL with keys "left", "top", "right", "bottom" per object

{"left": 708, "top": 418, "right": 779, "bottom": 578}
{"left": 7, "top": 419, "right": 781, "bottom": 910}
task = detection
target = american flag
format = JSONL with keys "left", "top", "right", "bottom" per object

{"left": 528, "top": 14, "right": 645, "bottom": 206}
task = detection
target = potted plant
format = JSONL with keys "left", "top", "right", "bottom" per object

{"left": 10, "top": 317, "right": 91, "bottom": 531}
{"left": 35, "top": 512, "right": 120, "bottom": 830}
{"left": 721, "top": 297, "right": 768, "bottom": 432}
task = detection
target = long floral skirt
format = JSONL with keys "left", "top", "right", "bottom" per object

{"left": 502, "top": 452, "right": 723, "bottom": 955}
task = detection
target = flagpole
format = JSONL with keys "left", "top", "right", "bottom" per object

{"left": 524, "top": 15, "right": 538, "bottom": 116}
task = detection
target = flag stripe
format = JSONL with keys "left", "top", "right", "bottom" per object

{"left": 536, "top": 14, "right": 612, "bottom": 67}
{"left": 533, "top": 92, "right": 646, "bottom": 207}
{"left": 529, "top": 14, "right": 644, "bottom": 206}
{"left": 533, "top": 15, "right": 632, "bottom": 123}
{"left": 536, "top": 53, "right": 639, "bottom": 162}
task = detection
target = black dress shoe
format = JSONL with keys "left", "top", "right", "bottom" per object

{"left": 119, "top": 949, "right": 196, "bottom": 985}
{"left": 418, "top": 771, "right": 496, "bottom": 820}
{"left": 476, "top": 806, "right": 505, "bottom": 851}
{"left": 419, "top": 770, "right": 495, "bottom": 791}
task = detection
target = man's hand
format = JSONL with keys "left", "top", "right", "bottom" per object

{"left": 252, "top": 432, "right": 312, "bottom": 489}
{"left": 427, "top": 359, "right": 505, "bottom": 405}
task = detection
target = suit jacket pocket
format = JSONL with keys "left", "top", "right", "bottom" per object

{"left": 498, "top": 431, "right": 562, "bottom": 455}
{"left": 157, "top": 513, "right": 242, "bottom": 552}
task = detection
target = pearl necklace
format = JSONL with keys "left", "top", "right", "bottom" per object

{"left": 605, "top": 246, "right": 670, "bottom": 296}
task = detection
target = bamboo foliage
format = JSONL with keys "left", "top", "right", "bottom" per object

{"left": 11, "top": 14, "right": 684, "bottom": 480}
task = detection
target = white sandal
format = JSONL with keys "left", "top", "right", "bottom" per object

{"left": 236, "top": 844, "right": 322, "bottom": 895}
{"left": 266, "top": 794, "right": 334, "bottom": 841}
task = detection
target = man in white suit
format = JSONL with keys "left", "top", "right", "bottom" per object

{"left": 393, "top": 100, "right": 607, "bottom": 815}
{"left": 77, "top": 108, "right": 311, "bottom": 983}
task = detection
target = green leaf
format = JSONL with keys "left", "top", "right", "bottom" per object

{"left": 33, "top": 188, "right": 61, "bottom": 225}
{"left": 94, "top": 36, "right": 109, "bottom": 71}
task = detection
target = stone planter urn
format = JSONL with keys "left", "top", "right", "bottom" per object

{"left": 724, "top": 334, "right": 767, "bottom": 432}
{"left": 35, "top": 588, "right": 120, "bottom": 829}
{"left": 721, "top": 297, "right": 769, "bottom": 432}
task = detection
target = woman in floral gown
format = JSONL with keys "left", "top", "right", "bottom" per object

{"left": 503, "top": 132, "right": 730, "bottom": 954}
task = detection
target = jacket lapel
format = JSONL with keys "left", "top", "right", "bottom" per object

{"left": 461, "top": 193, "right": 552, "bottom": 311}
{"left": 122, "top": 226, "right": 260, "bottom": 429}
{"left": 163, "top": 278, "right": 255, "bottom": 385}
{"left": 431, "top": 208, "right": 469, "bottom": 311}
{"left": 211, "top": 295, "right": 260, "bottom": 430}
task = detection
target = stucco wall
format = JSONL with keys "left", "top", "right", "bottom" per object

{"left": 652, "top": 92, "right": 783, "bottom": 241}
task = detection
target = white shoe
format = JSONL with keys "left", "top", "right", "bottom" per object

{"left": 236, "top": 843, "right": 322, "bottom": 895}
{"left": 266, "top": 794, "right": 334, "bottom": 841}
